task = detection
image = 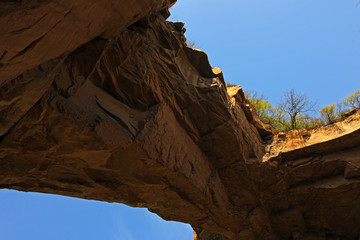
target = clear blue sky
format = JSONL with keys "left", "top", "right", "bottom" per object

{"left": 1, "top": 1, "right": 360, "bottom": 240}
{"left": 171, "top": 0, "right": 360, "bottom": 108}
{"left": 0, "top": 189, "right": 193, "bottom": 240}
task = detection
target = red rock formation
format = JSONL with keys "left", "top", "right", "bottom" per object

{"left": 1, "top": 1, "right": 359, "bottom": 239}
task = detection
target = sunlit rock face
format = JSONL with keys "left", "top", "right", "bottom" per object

{"left": 1, "top": 1, "right": 360, "bottom": 240}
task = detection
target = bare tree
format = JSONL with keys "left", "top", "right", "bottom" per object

{"left": 278, "top": 89, "right": 317, "bottom": 129}
{"left": 186, "top": 39, "right": 197, "bottom": 48}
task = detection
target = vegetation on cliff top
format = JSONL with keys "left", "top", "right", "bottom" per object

{"left": 243, "top": 88, "right": 360, "bottom": 132}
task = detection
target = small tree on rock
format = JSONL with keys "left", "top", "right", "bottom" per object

{"left": 245, "top": 91, "right": 274, "bottom": 123}
{"left": 340, "top": 89, "right": 360, "bottom": 110}
{"left": 278, "top": 89, "right": 317, "bottom": 130}
{"left": 268, "top": 106, "right": 289, "bottom": 131}
{"left": 319, "top": 103, "right": 337, "bottom": 124}
{"left": 299, "top": 114, "right": 324, "bottom": 130}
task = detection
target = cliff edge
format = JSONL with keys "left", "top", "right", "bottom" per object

{"left": 1, "top": 1, "right": 359, "bottom": 239}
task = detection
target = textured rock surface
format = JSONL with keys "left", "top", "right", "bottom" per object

{"left": 1, "top": 1, "right": 360, "bottom": 240}
{"left": 260, "top": 110, "right": 360, "bottom": 240}
{"left": 0, "top": 0, "right": 176, "bottom": 85}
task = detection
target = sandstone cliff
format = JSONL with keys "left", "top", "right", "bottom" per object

{"left": 1, "top": 1, "right": 359, "bottom": 240}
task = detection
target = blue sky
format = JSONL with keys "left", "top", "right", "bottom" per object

{"left": 1, "top": 1, "right": 360, "bottom": 240}
{"left": 0, "top": 189, "right": 193, "bottom": 240}
{"left": 171, "top": 0, "right": 360, "bottom": 108}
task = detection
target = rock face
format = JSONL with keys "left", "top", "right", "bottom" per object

{"left": 1, "top": 1, "right": 359, "bottom": 240}
{"left": 260, "top": 110, "right": 360, "bottom": 240}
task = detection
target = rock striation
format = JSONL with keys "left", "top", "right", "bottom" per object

{"left": 1, "top": 1, "right": 359, "bottom": 239}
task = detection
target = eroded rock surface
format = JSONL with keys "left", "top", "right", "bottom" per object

{"left": 259, "top": 110, "right": 360, "bottom": 240}
{"left": 1, "top": 1, "right": 359, "bottom": 240}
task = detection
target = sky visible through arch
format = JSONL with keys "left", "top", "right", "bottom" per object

{"left": 1, "top": 1, "right": 360, "bottom": 240}
{"left": 0, "top": 189, "right": 193, "bottom": 240}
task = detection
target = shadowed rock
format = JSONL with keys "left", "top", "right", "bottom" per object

{"left": 1, "top": 1, "right": 360, "bottom": 239}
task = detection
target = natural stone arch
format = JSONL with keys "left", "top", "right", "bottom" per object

{"left": 1, "top": 1, "right": 360, "bottom": 239}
